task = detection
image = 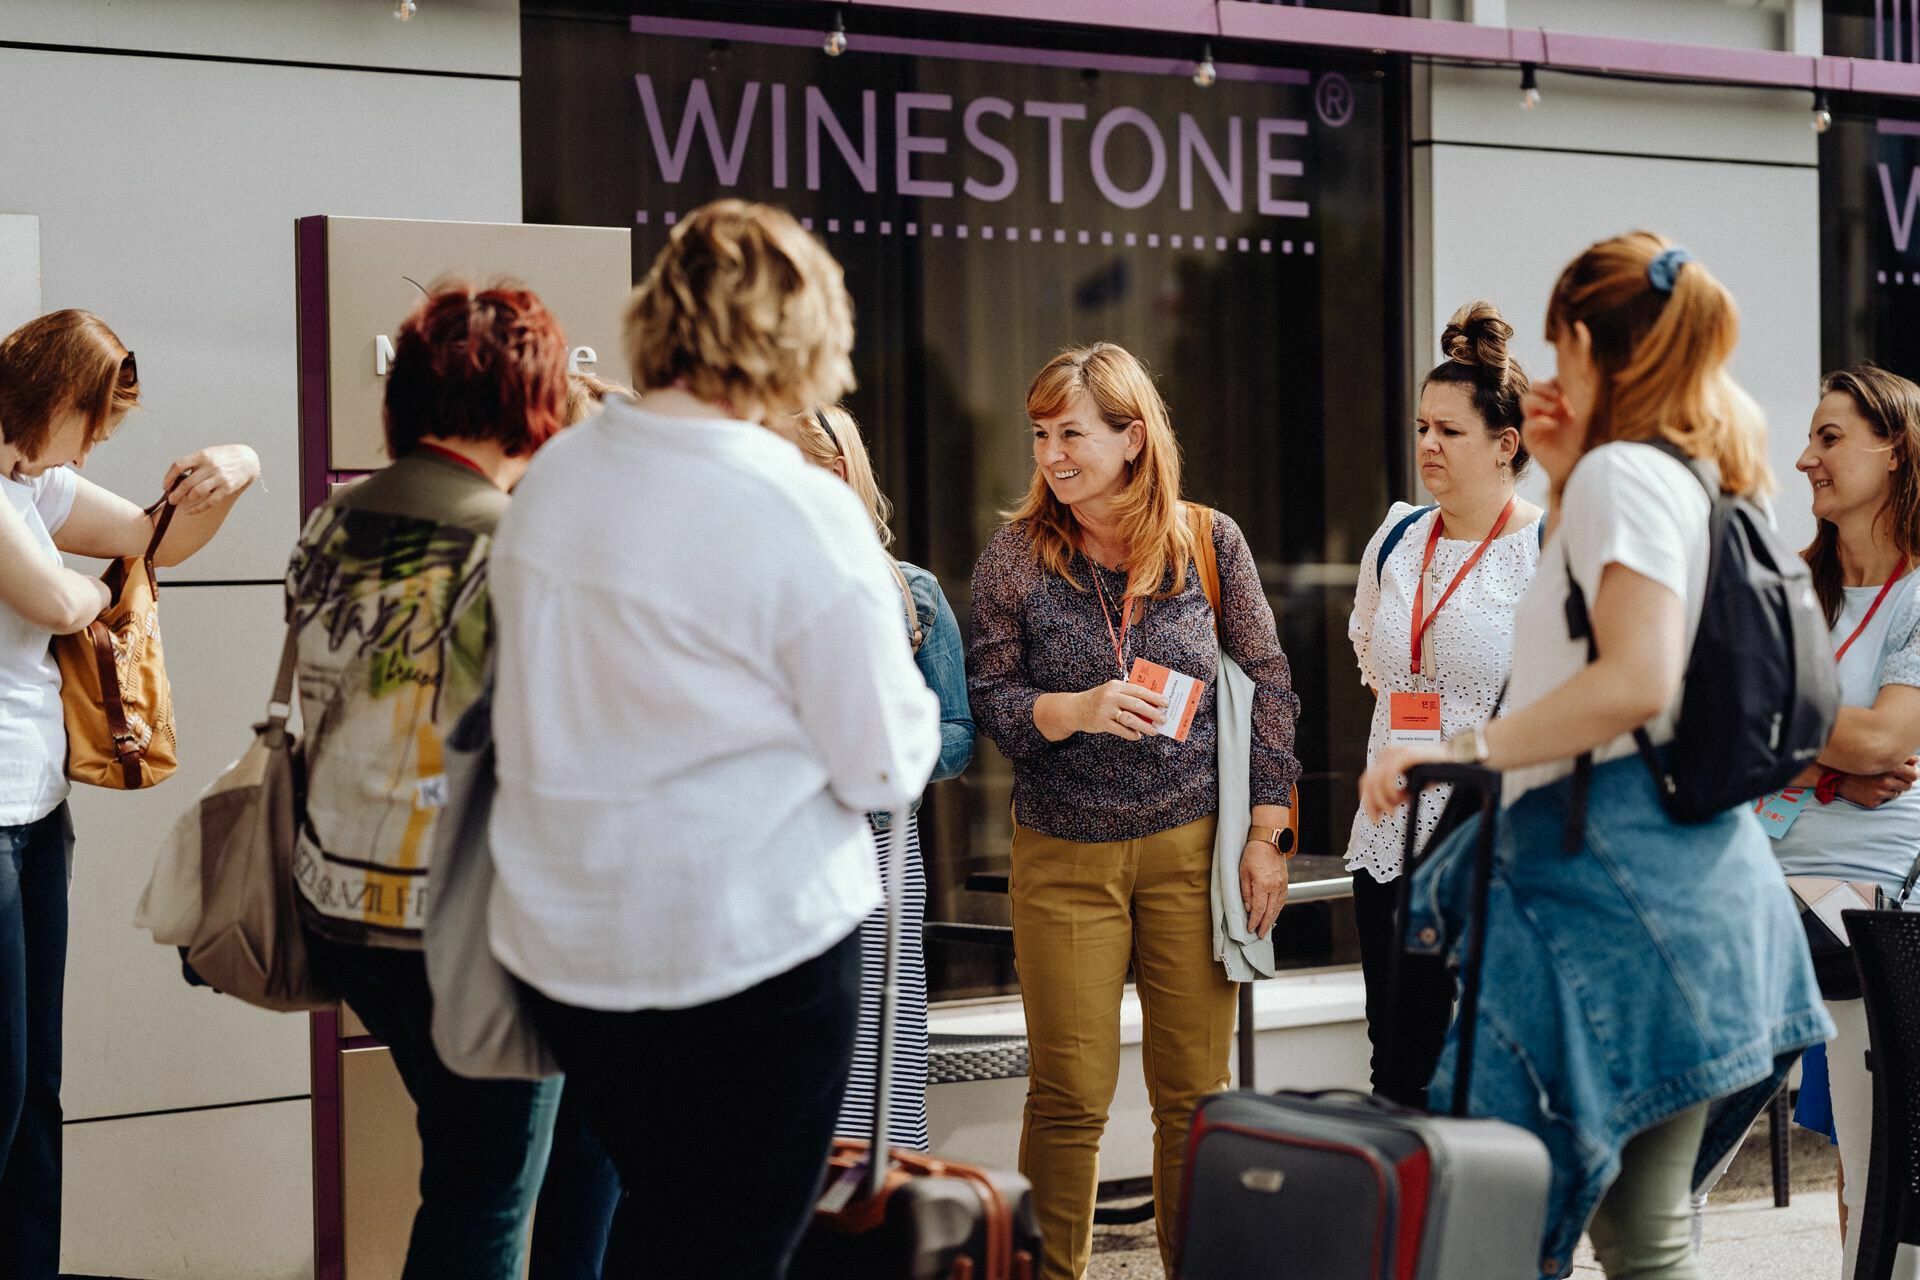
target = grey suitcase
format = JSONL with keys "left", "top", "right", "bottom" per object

{"left": 1174, "top": 764, "right": 1552, "bottom": 1280}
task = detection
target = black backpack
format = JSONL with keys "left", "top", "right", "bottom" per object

{"left": 1562, "top": 439, "right": 1839, "bottom": 850}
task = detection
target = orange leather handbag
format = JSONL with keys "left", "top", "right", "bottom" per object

{"left": 54, "top": 494, "right": 178, "bottom": 789}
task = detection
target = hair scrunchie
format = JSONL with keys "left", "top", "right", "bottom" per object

{"left": 1647, "top": 246, "right": 1694, "bottom": 295}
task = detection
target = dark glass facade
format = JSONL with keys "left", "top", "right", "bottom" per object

{"left": 523, "top": 5, "right": 1408, "bottom": 999}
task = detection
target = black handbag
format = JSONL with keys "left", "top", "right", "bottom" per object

{"left": 1790, "top": 850, "right": 1920, "bottom": 1001}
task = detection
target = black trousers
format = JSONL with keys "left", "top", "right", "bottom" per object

{"left": 524, "top": 930, "right": 862, "bottom": 1280}
{"left": 1351, "top": 870, "right": 1456, "bottom": 1111}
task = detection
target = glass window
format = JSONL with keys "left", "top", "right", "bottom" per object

{"left": 523, "top": 9, "right": 1408, "bottom": 1000}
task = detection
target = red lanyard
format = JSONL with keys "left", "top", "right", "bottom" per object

{"left": 1834, "top": 559, "right": 1910, "bottom": 664}
{"left": 414, "top": 442, "right": 487, "bottom": 478}
{"left": 1090, "top": 566, "right": 1135, "bottom": 679}
{"left": 1410, "top": 498, "right": 1516, "bottom": 677}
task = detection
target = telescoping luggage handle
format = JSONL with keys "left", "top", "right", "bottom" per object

{"left": 1395, "top": 763, "right": 1500, "bottom": 1120}
{"left": 862, "top": 807, "right": 910, "bottom": 1199}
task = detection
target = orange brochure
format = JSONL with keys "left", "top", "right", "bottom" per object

{"left": 1129, "top": 657, "right": 1204, "bottom": 743}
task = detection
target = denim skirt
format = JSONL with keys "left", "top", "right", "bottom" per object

{"left": 1406, "top": 755, "right": 1832, "bottom": 1277}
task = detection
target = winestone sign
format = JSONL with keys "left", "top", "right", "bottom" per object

{"left": 635, "top": 75, "right": 1314, "bottom": 219}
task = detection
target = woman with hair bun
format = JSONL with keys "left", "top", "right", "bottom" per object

{"left": 1361, "top": 232, "right": 1828, "bottom": 1278}
{"left": 1346, "top": 299, "right": 1542, "bottom": 1110}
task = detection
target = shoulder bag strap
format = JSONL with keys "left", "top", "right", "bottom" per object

{"left": 261, "top": 618, "right": 300, "bottom": 746}
{"left": 1375, "top": 504, "right": 1437, "bottom": 582}
{"left": 1189, "top": 504, "right": 1221, "bottom": 631}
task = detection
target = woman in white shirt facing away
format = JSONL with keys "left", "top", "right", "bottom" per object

{"left": 0, "top": 311, "right": 258, "bottom": 1280}
{"left": 486, "top": 200, "right": 938, "bottom": 1280}
{"left": 1346, "top": 300, "right": 1542, "bottom": 1110}
{"left": 1768, "top": 365, "right": 1920, "bottom": 1280}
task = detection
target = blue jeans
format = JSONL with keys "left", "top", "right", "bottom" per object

{"left": 529, "top": 1082, "right": 624, "bottom": 1280}
{"left": 310, "top": 934, "right": 561, "bottom": 1280}
{"left": 0, "top": 804, "right": 72, "bottom": 1280}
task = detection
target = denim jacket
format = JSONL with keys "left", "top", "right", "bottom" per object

{"left": 1408, "top": 756, "right": 1831, "bottom": 1276}
{"left": 872, "top": 561, "right": 973, "bottom": 831}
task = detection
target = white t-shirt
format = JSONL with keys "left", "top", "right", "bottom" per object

{"left": 1503, "top": 443, "right": 1712, "bottom": 803}
{"left": 485, "top": 401, "right": 939, "bottom": 1012}
{"left": 0, "top": 466, "right": 79, "bottom": 826}
{"left": 1346, "top": 502, "right": 1542, "bottom": 881}
{"left": 1774, "top": 574, "right": 1920, "bottom": 893}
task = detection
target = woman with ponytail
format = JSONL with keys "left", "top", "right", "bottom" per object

{"left": 1346, "top": 300, "right": 1542, "bottom": 1110}
{"left": 1768, "top": 365, "right": 1920, "bottom": 1279}
{"left": 968, "top": 342, "right": 1301, "bottom": 1279}
{"left": 1360, "top": 232, "right": 1828, "bottom": 1278}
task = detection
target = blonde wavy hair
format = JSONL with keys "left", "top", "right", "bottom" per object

{"left": 624, "top": 199, "right": 855, "bottom": 418}
{"left": 563, "top": 370, "right": 632, "bottom": 426}
{"left": 790, "top": 402, "right": 894, "bottom": 547}
{"left": 1009, "top": 343, "right": 1193, "bottom": 600}
{"left": 1545, "top": 230, "right": 1770, "bottom": 497}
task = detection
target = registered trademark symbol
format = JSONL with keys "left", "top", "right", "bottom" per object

{"left": 1315, "top": 73, "right": 1354, "bottom": 128}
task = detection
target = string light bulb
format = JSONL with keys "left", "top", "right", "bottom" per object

{"left": 1812, "top": 90, "right": 1833, "bottom": 134}
{"left": 823, "top": 9, "right": 848, "bottom": 57}
{"left": 393, "top": 0, "right": 416, "bottom": 19}
{"left": 1193, "top": 43, "right": 1217, "bottom": 89}
{"left": 1519, "top": 63, "right": 1540, "bottom": 111}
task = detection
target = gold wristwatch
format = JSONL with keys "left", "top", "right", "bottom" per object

{"left": 1444, "top": 725, "right": 1491, "bottom": 765}
{"left": 1247, "top": 824, "right": 1297, "bottom": 858}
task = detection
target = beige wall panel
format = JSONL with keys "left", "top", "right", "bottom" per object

{"left": 341, "top": 1048, "right": 423, "bottom": 1280}
{"left": 0, "top": 46, "right": 519, "bottom": 583}
{"left": 62, "top": 1099, "right": 312, "bottom": 1280}
{"left": 62, "top": 585, "right": 311, "bottom": 1120}
{"left": 0, "top": 0, "right": 518, "bottom": 76}
{"left": 1417, "top": 65, "right": 1815, "bottom": 167}
{"left": 1425, "top": 145, "right": 1820, "bottom": 550}
{"left": 320, "top": 218, "right": 632, "bottom": 470}
{"left": 0, "top": 214, "right": 41, "bottom": 335}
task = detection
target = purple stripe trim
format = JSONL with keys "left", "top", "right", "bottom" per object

{"left": 846, "top": 0, "right": 1216, "bottom": 33}
{"left": 294, "top": 217, "right": 332, "bottom": 526}
{"left": 1880, "top": 118, "right": 1920, "bottom": 134}
{"left": 310, "top": 1009, "right": 344, "bottom": 1280}
{"left": 627, "top": 14, "right": 1305, "bottom": 83}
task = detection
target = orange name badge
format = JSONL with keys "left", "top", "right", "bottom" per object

{"left": 1388, "top": 692, "right": 1443, "bottom": 746}
{"left": 1128, "top": 657, "right": 1205, "bottom": 743}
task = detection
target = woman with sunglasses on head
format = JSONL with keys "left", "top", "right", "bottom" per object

{"left": 0, "top": 311, "right": 258, "bottom": 1279}
{"left": 785, "top": 403, "right": 973, "bottom": 1153}
{"left": 1765, "top": 365, "right": 1920, "bottom": 1279}
{"left": 1347, "top": 300, "right": 1541, "bottom": 1111}
{"left": 1360, "top": 234, "right": 1828, "bottom": 1279}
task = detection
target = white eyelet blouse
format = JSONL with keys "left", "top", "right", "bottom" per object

{"left": 1345, "top": 501, "right": 1543, "bottom": 883}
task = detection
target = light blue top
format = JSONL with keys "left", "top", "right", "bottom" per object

{"left": 870, "top": 561, "right": 973, "bottom": 831}
{"left": 1774, "top": 573, "right": 1920, "bottom": 894}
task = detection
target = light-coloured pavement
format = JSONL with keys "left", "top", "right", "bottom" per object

{"left": 1089, "top": 1118, "right": 1848, "bottom": 1279}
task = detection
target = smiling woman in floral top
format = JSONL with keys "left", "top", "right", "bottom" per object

{"left": 967, "top": 342, "right": 1301, "bottom": 1280}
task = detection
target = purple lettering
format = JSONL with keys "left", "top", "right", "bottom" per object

{"left": 1090, "top": 107, "right": 1166, "bottom": 211}
{"left": 1257, "top": 118, "right": 1309, "bottom": 218}
{"left": 806, "top": 87, "right": 878, "bottom": 193}
{"left": 1023, "top": 101, "right": 1087, "bottom": 205}
{"left": 963, "top": 97, "right": 1018, "bottom": 202}
{"left": 896, "top": 93, "right": 954, "bottom": 199}
{"left": 634, "top": 74, "right": 760, "bottom": 185}
{"left": 1179, "top": 114, "right": 1243, "bottom": 213}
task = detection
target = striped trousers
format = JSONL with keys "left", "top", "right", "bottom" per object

{"left": 834, "top": 811, "right": 931, "bottom": 1151}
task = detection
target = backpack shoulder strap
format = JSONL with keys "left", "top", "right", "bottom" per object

{"left": 888, "top": 559, "right": 926, "bottom": 654}
{"left": 1188, "top": 504, "right": 1221, "bottom": 628}
{"left": 1375, "top": 504, "right": 1437, "bottom": 581}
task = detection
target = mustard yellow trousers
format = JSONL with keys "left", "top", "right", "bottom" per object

{"left": 1010, "top": 814, "right": 1235, "bottom": 1280}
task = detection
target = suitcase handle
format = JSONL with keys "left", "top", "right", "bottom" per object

{"left": 1393, "top": 762, "right": 1501, "bottom": 1120}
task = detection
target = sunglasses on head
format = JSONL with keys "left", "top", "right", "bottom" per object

{"left": 813, "top": 408, "right": 842, "bottom": 457}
